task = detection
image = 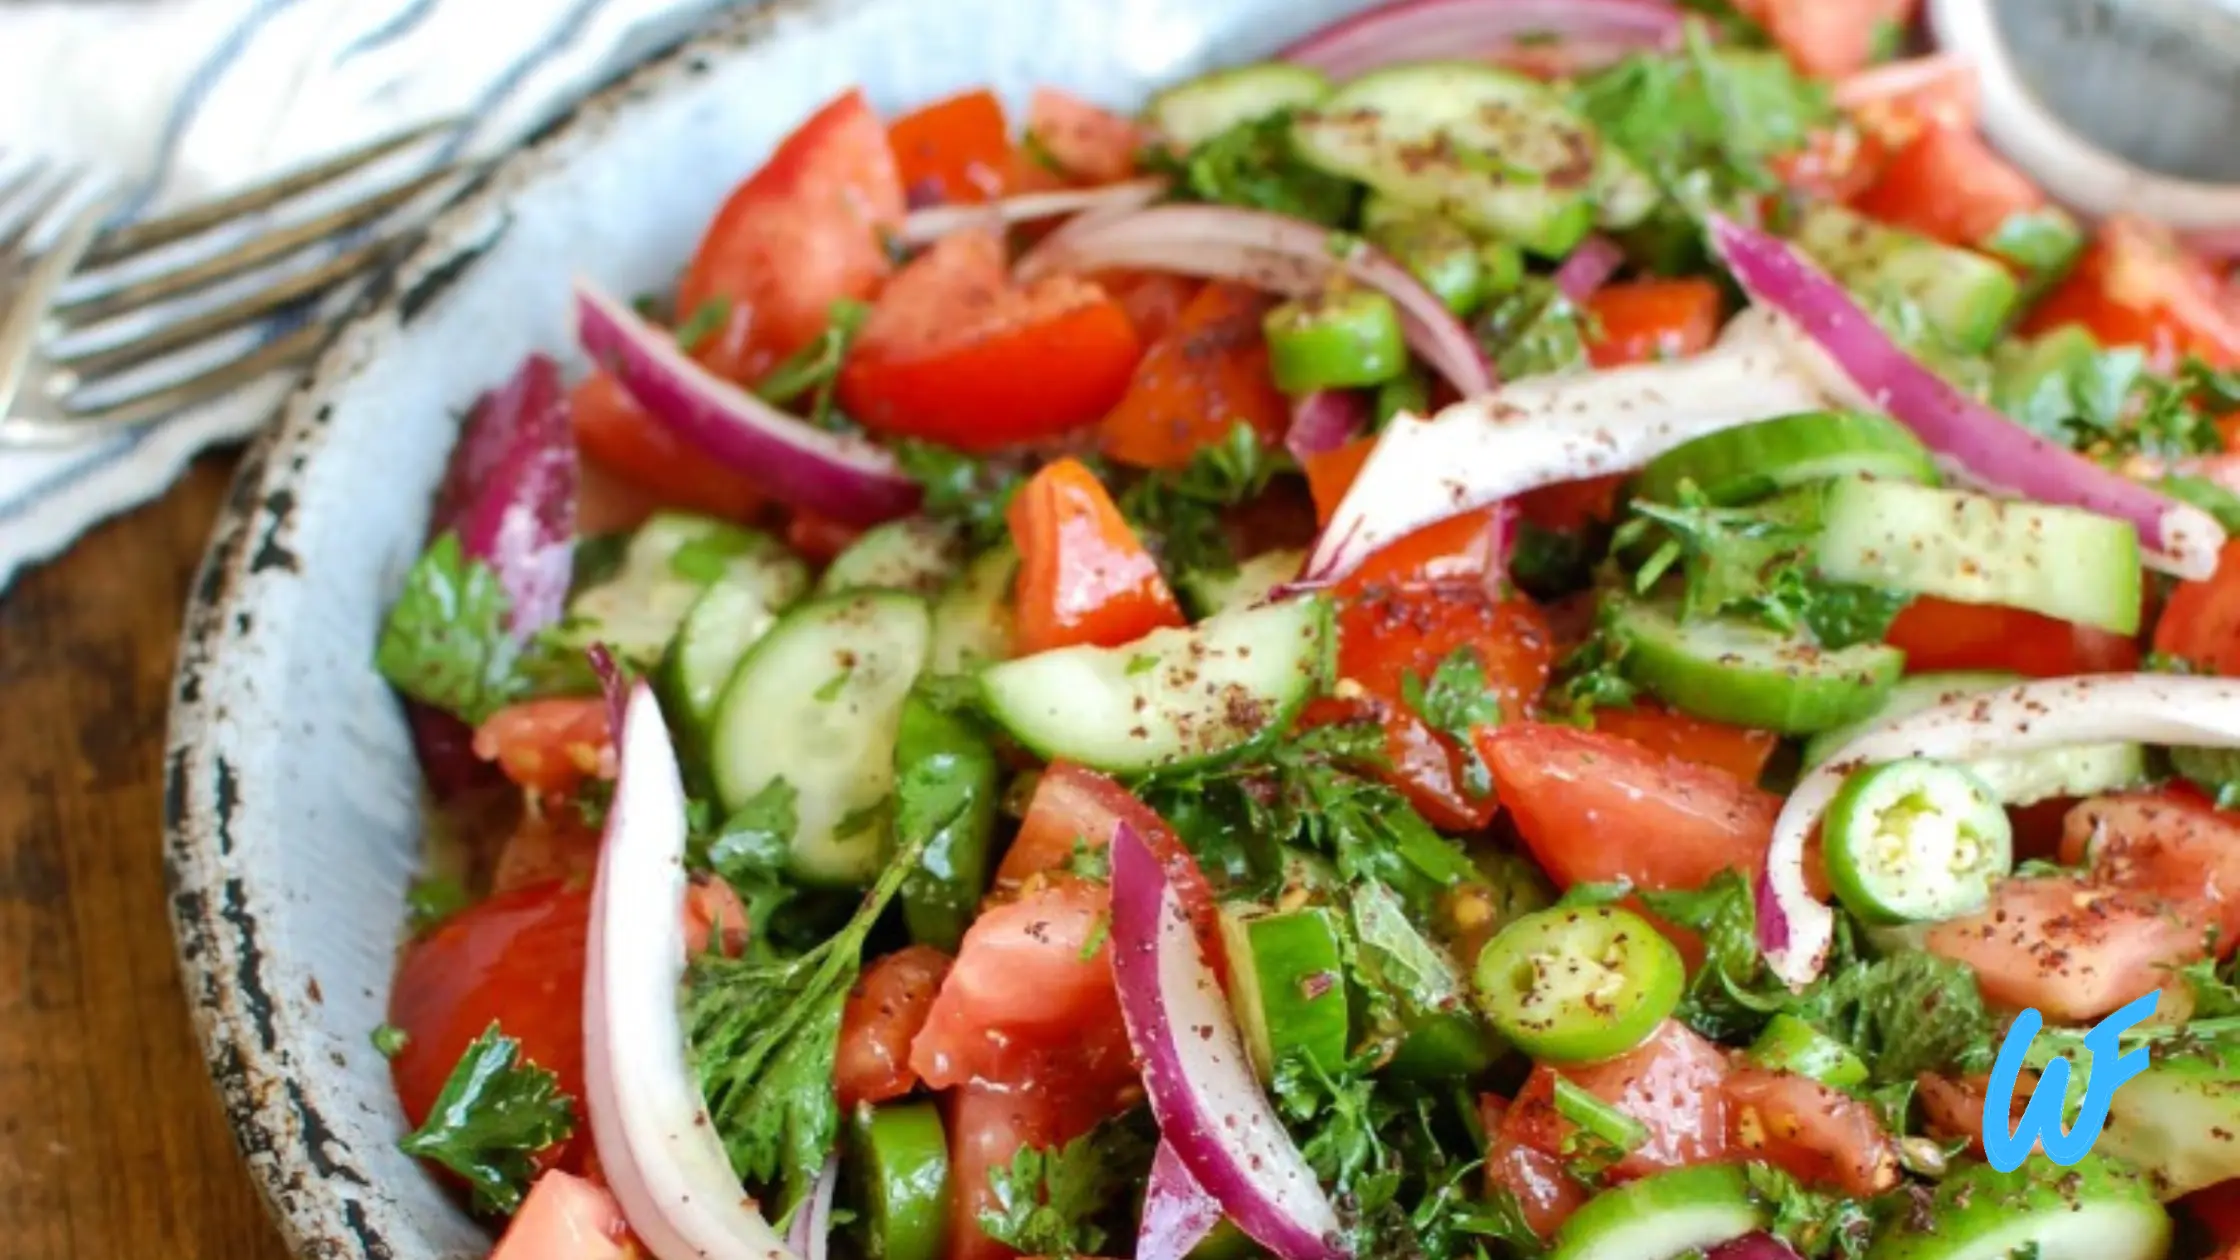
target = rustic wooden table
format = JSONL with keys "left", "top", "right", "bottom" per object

{"left": 0, "top": 453, "right": 294, "bottom": 1260}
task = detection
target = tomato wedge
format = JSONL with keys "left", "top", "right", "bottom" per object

{"left": 1006, "top": 457, "right": 1183, "bottom": 654}
{"left": 1733, "top": 0, "right": 1917, "bottom": 79}
{"left": 1924, "top": 875, "right": 2209, "bottom": 1022}
{"left": 677, "top": 90, "right": 905, "bottom": 385}
{"left": 1885, "top": 595, "right": 2141, "bottom": 678}
{"left": 1480, "top": 723, "right": 1781, "bottom": 892}
{"left": 490, "top": 1171, "right": 632, "bottom": 1260}
{"left": 837, "top": 945, "right": 952, "bottom": 1109}
{"left": 2154, "top": 537, "right": 2240, "bottom": 675}
{"left": 1025, "top": 88, "right": 1141, "bottom": 184}
{"left": 1589, "top": 704, "right": 1779, "bottom": 784}
{"left": 1300, "top": 434, "right": 1508, "bottom": 592}
{"left": 2064, "top": 790, "right": 2240, "bottom": 955}
{"left": 1723, "top": 1067, "right": 1901, "bottom": 1196}
{"left": 1583, "top": 279, "right": 1724, "bottom": 368}
{"left": 1853, "top": 125, "right": 2049, "bottom": 251}
{"left": 1101, "top": 281, "right": 1291, "bottom": 470}
{"left": 889, "top": 88, "right": 1010, "bottom": 206}
{"left": 839, "top": 232, "right": 1141, "bottom": 451}
{"left": 2024, "top": 214, "right": 2240, "bottom": 370}
{"left": 1501, "top": 1021, "right": 1733, "bottom": 1180}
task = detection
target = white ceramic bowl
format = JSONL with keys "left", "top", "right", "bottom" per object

{"left": 162, "top": 1, "right": 1365, "bottom": 1256}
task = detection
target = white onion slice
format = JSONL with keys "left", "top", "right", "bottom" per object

{"left": 1301, "top": 337, "right": 1825, "bottom": 581}
{"left": 584, "top": 683, "right": 799, "bottom": 1260}
{"left": 1109, "top": 821, "right": 1346, "bottom": 1260}
{"left": 1014, "top": 204, "right": 1493, "bottom": 398}
{"left": 898, "top": 178, "right": 1168, "bottom": 246}
{"left": 1761, "top": 673, "right": 2240, "bottom": 988}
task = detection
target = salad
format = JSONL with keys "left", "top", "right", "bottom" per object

{"left": 367, "top": 3, "right": 2240, "bottom": 1260}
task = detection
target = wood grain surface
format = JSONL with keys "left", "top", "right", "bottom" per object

{"left": 0, "top": 453, "right": 294, "bottom": 1260}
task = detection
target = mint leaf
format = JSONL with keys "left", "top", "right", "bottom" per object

{"left": 397, "top": 1022, "right": 575, "bottom": 1214}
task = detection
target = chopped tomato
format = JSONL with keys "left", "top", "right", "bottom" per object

{"left": 390, "top": 883, "right": 591, "bottom": 1169}
{"left": 1924, "top": 876, "right": 2210, "bottom": 1022}
{"left": 837, "top": 945, "right": 953, "bottom": 1109}
{"left": 1485, "top": 1097, "right": 1591, "bottom": 1238}
{"left": 1480, "top": 723, "right": 1781, "bottom": 892}
{"left": 1502, "top": 1021, "right": 1733, "bottom": 1180}
{"left": 1853, "top": 125, "right": 2049, "bottom": 250}
{"left": 1834, "top": 53, "right": 1980, "bottom": 149}
{"left": 909, "top": 877, "right": 1138, "bottom": 1099}
{"left": 474, "top": 699, "right": 614, "bottom": 795}
{"left": 1000, "top": 762, "right": 1225, "bottom": 980}
{"left": 786, "top": 510, "right": 865, "bottom": 564}
{"left": 2024, "top": 214, "right": 2240, "bottom": 370}
{"left": 570, "top": 371, "right": 766, "bottom": 522}
{"left": 947, "top": 1081, "right": 1124, "bottom": 1260}
{"left": 839, "top": 232, "right": 1141, "bottom": 451}
{"left": 1583, "top": 279, "right": 1724, "bottom": 368}
{"left": 2063, "top": 790, "right": 2240, "bottom": 955}
{"left": 1304, "top": 588, "right": 1555, "bottom": 830}
{"left": 1884, "top": 595, "right": 2141, "bottom": 678}
{"left": 682, "top": 877, "right": 750, "bottom": 958}
{"left": 1515, "top": 475, "right": 1626, "bottom": 534}
{"left": 1025, "top": 88, "right": 1141, "bottom": 184}
{"left": 1101, "top": 281, "right": 1290, "bottom": 470}
{"left": 575, "top": 457, "right": 665, "bottom": 536}
{"left": 1589, "top": 705, "right": 1779, "bottom": 784}
{"left": 1098, "top": 271, "right": 1200, "bottom": 344}
{"left": 2186, "top": 1181, "right": 2240, "bottom": 1246}
{"left": 490, "top": 1171, "right": 631, "bottom": 1260}
{"left": 1770, "top": 122, "right": 1888, "bottom": 204}
{"left": 1723, "top": 1067, "right": 1901, "bottom": 1196}
{"left": 889, "top": 88, "right": 1010, "bottom": 206}
{"left": 1006, "top": 458, "right": 1184, "bottom": 654}
{"left": 1733, "top": 0, "right": 1918, "bottom": 79}
{"left": 1301, "top": 437, "right": 1374, "bottom": 527}
{"left": 494, "top": 808, "right": 602, "bottom": 893}
{"left": 2155, "top": 538, "right": 2240, "bottom": 674}
{"left": 1916, "top": 1070, "right": 2041, "bottom": 1159}
{"left": 677, "top": 90, "right": 905, "bottom": 386}
{"left": 1297, "top": 434, "right": 1509, "bottom": 591}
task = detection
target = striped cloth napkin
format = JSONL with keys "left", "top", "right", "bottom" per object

{"left": 0, "top": 0, "right": 742, "bottom": 590}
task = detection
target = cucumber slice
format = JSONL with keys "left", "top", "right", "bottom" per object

{"left": 1351, "top": 880, "right": 1502, "bottom": 1079}
{"left": 658, "top": 578, "right": 783, "bottom": 758}
{"left": 1219, "top": 904, "right": 1350, "bottom": 1082}
{"left": 1864, "top": 1155, "right": 2169, "bottom": 1260}
{"left": 710, "top": 591, "right": 931, "bottom": 887}
{"left": 1291, "top": 62, "right": 1656, "bottom": 255}
{"left": 1548, "top": 1165, "right": 1764, "bottom": 1260}
{"left": 1607, "top": 595, "right": 1903, "bottom": 735}
{"left": 556, "top": 512, "right": 807, "bottom": 666}
{"left": 821, "top": 517, "right": 966, "bottom": 599}
{"left": 1146, "top": 62, "right": 1331, "bottom": 149}
{"left": 1799, "top": 671, "right": 2148, "bottom": 805}
{"left": 977, "top": 596, "right": 1329, "bottom": 775}
{"left": 1793, "top": 202, "right": 2020, "bottom": 353}
{"left": 1179, "top": 548, "right": 1307, "bottom": 620}
{"left": 930, "top": 546, "right": 1018, "bottom": 674}
{"left": 1633, "top": 411, "right": 1940, "bottom": 507}
{"left": 2094, "top": 1034, "right": 2240, "bottom": 1199}
{"left": 1823, "top": 758, "right": 2013, "bottom": 925}
{"left": 1814, "top": 477, "right": 2143, "bottom": 636}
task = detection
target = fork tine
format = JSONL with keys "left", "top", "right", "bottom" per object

{"left": 58, "top": 161, "right": 465, "bottom": 324}
{"left": 57, "top": 235, "right": 394, "bottom": 379}
{"left": 25, "top": 320, "right": 334, "bottom": 442}
{"left": 84, "top": 117, "right": 457, "bottom": 265}
{"left": 0, "top": 164, "right": 73, "bottom": 250}
{"left": 0, "top": 157, "right": 53, "bottom": 225}
{"left": 0, "top": 183, "right": 118, "bottom": 422}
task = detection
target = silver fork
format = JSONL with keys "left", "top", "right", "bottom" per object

{"left": 0, "top": 120, "right": 465, "bottom": 448}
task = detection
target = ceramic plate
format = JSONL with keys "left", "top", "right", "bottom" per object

{"left": 162, "top": 0, "right": 1365, "bottom": 1256}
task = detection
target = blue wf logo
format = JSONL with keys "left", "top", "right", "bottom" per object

{"left": 1982, "top": 989, "right": 2158, "bottom": 1172}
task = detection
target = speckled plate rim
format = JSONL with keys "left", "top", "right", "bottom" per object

{"left": 160, "top": 2, "right": 848, "bottom": 1256}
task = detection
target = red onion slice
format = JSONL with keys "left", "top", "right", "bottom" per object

{"left": 1761, "top": 673, "right": 2240, "bottom": 987}
{"left": 1301, "top": 333, "right": 1825, "bottom": 581}
{"left": 1285, "top": 390, "right": 1370, "bottom": 464}
{"left": 1708, "top": 1234, "right": 1808, "bottom": 1260}
{"left": 898, "top": 178, "right": 1168, "bottom": 246}
{"left": 1015, "top": 204, "right": 1493, "bottom": 398}
{"left": 1552, "top": 234, "right": 1625, "bottom": 304}
{"left": 574, "top": 281, "right": 921, "bottom": 528}
{"left": 1280, "top": 0, "right": 1682, "bottom": 81}
{"left": 1139, "top": 1141, "right": 1225, "bottom": 1260}
{"left": 785, "top": 1158, "right": 840, "bottom": 1260}
{"left": 584, "top": 682, "right": 799, "bottom": 1260}
{"left": 1706, "top": 215, "right": 2226, "bottom": 580}
{"left": 1109, "top": 821, "right": 1346, "bottom": 1260}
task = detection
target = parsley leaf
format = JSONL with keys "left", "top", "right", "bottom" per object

{"left": 1789, "top": 950, "right": 1998, "bottom": 1083}
{"left": 674, "top": 295, "right": 733, "bottom": 354}
{"left": 371, "top": 1023, "right": 410, "bottom": 1058}
{"left": 1476, "top": 278, "right": 1589, "bottom": 381}
{"left": 1551, "top": 1077, "right": 1647, "bottom": 1185}
{"left": 976, "top": 1119, "right": 1153, "bottom": 1257}
{"left": 397, "top": 1022, "right": 575, "bottom": 1214}
{"left": 2171, "top": 745, "right": 2240, "bottom": 811}
{"left": 405, "top": 873, "right": 473, "bottom": 934}
{"left": 1118, "top": 422, "right": 1288, "bottom": 585}
{"left": 1995, "top": 331, "right": 2237, "bottom": 462}
{"left": 1509, "top": 519, "right": 1603, "bottom": 601}
{"left": 1546, "top": 620, "right": 1641, "bottom": 725}
{"left": 2180, "top": 955, "right": 2240, "bottom": 1018}
{"left": 1272, "top": 1053, "right": 1493, "bottom": 1258}
{"left": 755, "top": 299, "right": 871, "bottom": 432}
{"left": 682, "top": 796, "right": 934, "bottom": 1205}
{"left": 1401, "top": 646, "right": 1503, "bottom": 796}
{"left": 1640, "top": 869, "right": 1792, "bottom": 1041}
{"left": 375, "top": 533, "right": 527, "bottom": 725}
{"left": 1146, "top": 110, "right": 1360, "bottom": 227}
{"left": 893, "top": 441, "right": 1029, "bottom": 549}
{"left": 1745, "top": 1163, "right": 1874, "bottom": 1260}
{"left": 1797, "top": 582, "right": 1912, "bottom": 652}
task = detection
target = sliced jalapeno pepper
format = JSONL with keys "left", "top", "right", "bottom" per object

{"left": 1823, "top": 757, "right": 2013, "bottom": 926}
{"left": 1263, "top": 290, "right": 1408, "bottom": 392}
{"left": 893, "top": 693, "right": 1000, "bottom": 952}
{"left": 850, "top": 1101, "right": 950, "bottom": 1260}
{"left": 1744, "top": 1013, "right": 1868, "bottom": 1091}
{"left": 1470, "top": 905, "right": 1682, "bottom": 1064}
{"left": 1365, "top": 212, "right": 1487, "bottom": 317}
